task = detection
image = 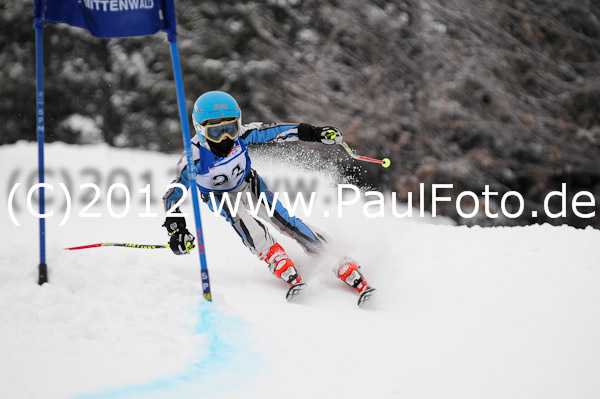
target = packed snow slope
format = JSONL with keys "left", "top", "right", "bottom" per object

{"left": 1, "top": 142, "right": 599, "bottom": 399}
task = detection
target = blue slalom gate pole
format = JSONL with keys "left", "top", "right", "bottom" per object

{"left": 34, "top": 0, "right": 182, "bottom": 287}
{"left": 35, "top": 19, "right": 48, "bottom": 285}
{"left": 168, "top": 40, "right": 212, "bottom": 301}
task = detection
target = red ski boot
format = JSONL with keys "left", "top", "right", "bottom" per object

{"left": 337, "top": 260, "right": 376, "bottom": 307}
{"left": 264, "top": 243, "right": 305, "bottom": 301}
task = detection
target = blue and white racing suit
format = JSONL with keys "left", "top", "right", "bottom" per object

{"left": 163, "top": 122, "right": 327, "bottom": 258}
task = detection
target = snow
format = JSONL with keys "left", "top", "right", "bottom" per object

{"left": 60, "top": 115, "right": 103, "bottom": 144}
{"left": 1, "top": 142, "right": 599, "bottom": 399}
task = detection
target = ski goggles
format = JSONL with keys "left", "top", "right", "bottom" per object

{"left": 203, "top": 118, "right": 240, "bottom": 143}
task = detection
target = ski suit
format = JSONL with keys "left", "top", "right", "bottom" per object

{"left": 162, "top": 122, "right": 327, "bottom": 258}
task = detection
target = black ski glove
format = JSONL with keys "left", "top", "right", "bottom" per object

{"left": 163, "top": 215, "right": 195, "bottom": 255}
{"left": 297, "top": 123, "right": 343, "bottom": 145}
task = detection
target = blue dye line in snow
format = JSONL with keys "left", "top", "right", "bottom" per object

{"left": 76, "top": 301, "right": 258, "bottom": 399}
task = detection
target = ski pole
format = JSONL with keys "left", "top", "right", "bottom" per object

{"left": 340, "top": 141, "right": 391, "bottom": 168}
{"left": 64, "top": 243, "right": 171, "bottom": 250}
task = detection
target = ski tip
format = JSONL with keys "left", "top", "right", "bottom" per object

{"left": 286, "top": 282, "right": 306, "bottom": 302}
{"left": 357, "top": 287, "right": 377, "bottom": 308}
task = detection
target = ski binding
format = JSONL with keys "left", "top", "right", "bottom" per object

{"left": 286, "top": 282, "right": 306, "bottom": 302}
{"left": 358, "top": 287, "right": 376, "bottom": 307}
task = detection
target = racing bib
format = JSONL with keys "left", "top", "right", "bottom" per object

{"left": 196, "top": 144, "right": 248, "bottom": 192}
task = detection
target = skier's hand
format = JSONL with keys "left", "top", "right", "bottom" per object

{"left": 316, "top": 126, "right": 343, "bottom": 145}
{"left": 297, "top": 123, "right": 343, "bottom": 144}
{"left": 163, "top": 216, "right": 195, "bottom": 255}
{"left": 169, "top": 229, "right": 195, "bottom": 255}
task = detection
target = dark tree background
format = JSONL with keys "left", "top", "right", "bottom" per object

{"left": 1, "top": 0, "right": 599, "bottom": 227}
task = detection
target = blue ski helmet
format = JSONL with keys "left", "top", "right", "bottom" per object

{"left": 192, "top": 91, "right": 242, "bottom": 142}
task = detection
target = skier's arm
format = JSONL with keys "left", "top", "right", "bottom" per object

{"left": 162, "top": 161, "right": 195, "bottom": 256}
{"left": 162, "top": 137, "right": 201, "bottom": 256}
{"left": 162, "top": 136, "right": 202, "bottom": 213}
{"left": 162, "top": 154, "right": 192, "bottom": 213}
{"left": 240, "top": 122, "right": 344, "bottom": 145}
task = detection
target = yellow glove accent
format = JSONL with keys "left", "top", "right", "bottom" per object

{"left": 325, "top": 130, "right": 337, "bottom": 140}
{"left": 186, "top": 240, "right": 195, "bottom": 251}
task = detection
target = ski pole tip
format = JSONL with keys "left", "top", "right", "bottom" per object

{"left": 382, "top": 158, "right": 391, "bottom": 168}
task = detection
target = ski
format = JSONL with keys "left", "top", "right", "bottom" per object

{"left": 286, "top": 282, "right": 306, "bottom": 302}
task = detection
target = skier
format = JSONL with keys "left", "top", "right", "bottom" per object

{"left": 162, "top": 91, "right": 375, "bottom": 305}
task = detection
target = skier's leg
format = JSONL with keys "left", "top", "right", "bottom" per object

{"left": 204, "top": 188, "right": 302, "bottom": 287}
{"left": 245, "top": 169, "right": 375, "bottom": 297}
{"left": 205, "top": 190, "right": 274, "bottom": 257}
{"left": 263, "top": 241, "right": 303, "bottom": 287}
{"left": 245, "top": 169, "right": 328, "bottom": 256}
{"left": 336, "top": 260, "right": 372, "bottom": 295}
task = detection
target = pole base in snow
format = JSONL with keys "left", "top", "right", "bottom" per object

{"left": 38, "top": 263, "right": 48, "bottom": 285}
